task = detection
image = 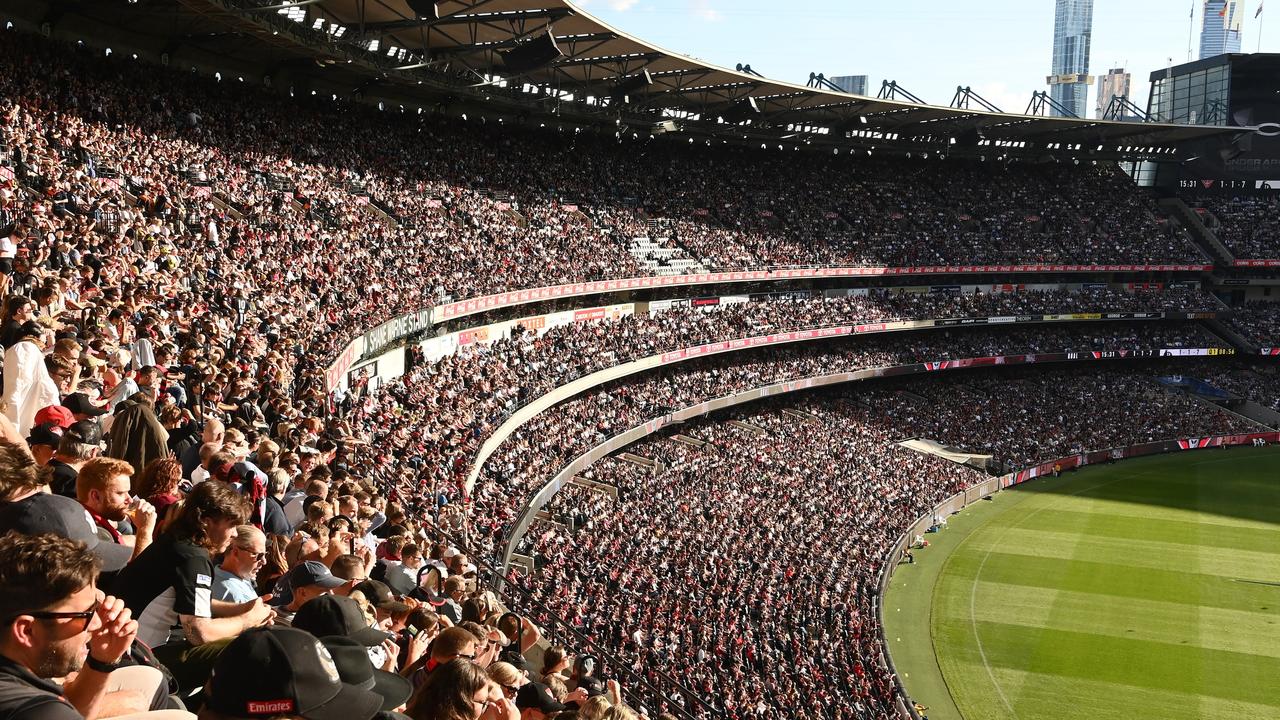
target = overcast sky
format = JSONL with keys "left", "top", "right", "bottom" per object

{"left": 573, "top": 0, "right": 1277, "bottom": 117}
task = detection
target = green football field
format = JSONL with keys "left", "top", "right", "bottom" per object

{"left": 883, "top": 446, "right": 1280, "bottom": 720}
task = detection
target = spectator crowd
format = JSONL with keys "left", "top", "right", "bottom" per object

{"left": 1193, "top": 194, "right": 1280, "bottom": 260}
{"left": 0, "top": 27, "right": 1276, "bottom": 720}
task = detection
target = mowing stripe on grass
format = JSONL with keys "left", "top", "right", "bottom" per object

{"left": 1022, "top": 509, "right": 1280, "bottom": 550}
{"left": 973, "top": 667, "right": 1280, "bottom": 720}
{"left": 962, "top": 581, "right": 1280, "bottom": 659}
{"left": 950, "top": 552, "right": 1280, "bottom": 612}
{"left": 957, "top": 621, "right": 1280, "bottom": 707}
{"left": 956, "top": 526, "right": 1280, "bottom": 579}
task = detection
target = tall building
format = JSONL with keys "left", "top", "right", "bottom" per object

{"left": 830, "top": 75, "right": 868, "bottom": 95}
{"left": 1200, "top": 0, "right": 1244, "bottom": 59}
{"left": 1095, "top": 67, "right": 1132, "bottom": 118}
{"left": 1047, "top": 0, "right": 1094, "bottom": 118}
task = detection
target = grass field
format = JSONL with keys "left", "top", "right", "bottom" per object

{"left": 883, "top": 445, "right": 1280, "bottom": 720}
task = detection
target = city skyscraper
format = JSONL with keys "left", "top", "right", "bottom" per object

{"left": 1200, "top": 0, "right": 1244, "bottom": 59}
{"left": 829, "top": 75, "right": 868, "bottom": 95}
{"left": 1047, "top": 0, "right": 1094, "bottom": 118}
{"left": 1095, "top": 67, "right": 1132, "bottom": 118}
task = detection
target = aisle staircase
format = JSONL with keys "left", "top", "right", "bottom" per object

{"left": 1159, "top": 197, "right": 1233, "bottom": 266}
{"left": 626, "top": 236, "right": 708, "bottom": 275}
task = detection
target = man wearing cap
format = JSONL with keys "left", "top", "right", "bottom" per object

{"left": 48, "top": 421, "right": 102, "bottom": 499}
{"left": 199, "top": 626, "right": 382, "bottom": 720}
{"left": 25, "top": 423, "right": 63, "bottom": 466}
{"left": 34, "top": 405, "right": 75, "bottom": 432}
{"left": 516, "top": 678, "right": 587, "bottom": 719}
{"left": 0, "top": 532, "right": 141, "bottom": 720}
{"left": 291, "top": 595, "right": 392, "bottom": 650}
{"left": 273, "top": 561, "right": 346, "bottom": 629}
{"left": 352, "top": 581, "right": 410, "bottom": 623}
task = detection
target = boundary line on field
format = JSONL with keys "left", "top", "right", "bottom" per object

{"left": 968, "top": 473, "right": 1134, "bottom": 719}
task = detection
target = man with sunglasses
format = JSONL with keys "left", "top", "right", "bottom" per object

{"left": 0, "top": 532, "right": 138, "bottom": 720}
{"left": 213, "top": 525, "right": 267, "bottom": 603}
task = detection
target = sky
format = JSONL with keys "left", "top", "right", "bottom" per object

{"left": 572, "top": 0, "right": 1279, "bottom": 118}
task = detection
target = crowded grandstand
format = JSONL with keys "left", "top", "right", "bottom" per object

{"left": 0, "top": 3, "right": 1277, "bottom": 720}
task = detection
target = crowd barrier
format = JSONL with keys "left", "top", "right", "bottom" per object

{"left": 877, "top": 429, "right": 1280, "bottom": 720}
{"left": 432, "top": 264, "right": 1215, "bottom": 323}
{"left": 497, "top": 347, "right": 1237, "bottom": 567}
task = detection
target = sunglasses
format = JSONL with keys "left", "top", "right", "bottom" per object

{"left": 10, "top": 599, "right": 100, "bottom": 632}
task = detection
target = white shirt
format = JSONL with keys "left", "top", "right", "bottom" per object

{"left": 3, "top": 340, "right": 60, "bottom": 436}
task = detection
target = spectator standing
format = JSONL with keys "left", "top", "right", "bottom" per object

{"left": 3, "top": 321, "right": 59, "bottom": 436}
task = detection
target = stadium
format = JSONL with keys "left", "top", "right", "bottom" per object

{"left": 0, "top": 1, "right": 1275, "bottom": 720}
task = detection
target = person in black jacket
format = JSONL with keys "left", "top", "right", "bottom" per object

{"left": 260, "top": 468, "right": 292, "bottom": 537}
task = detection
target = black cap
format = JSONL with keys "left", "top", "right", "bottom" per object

{"left": 25, "top": 423, "right": 64, "bottom": 449}
{"left": 66, "top": 420, "right": 103, "bottom": 446}
{"left": 290, "top": 560, "right": 347, "bottom": 590}
{"left": 353, "top": 580, "right": 410, "bottom": 614}
{"left": 577, "top": 676, "right": 607, "bottom": 698}
{"left": 293, "top": 595, "right": 393, "bottom": 647}
{"left": 16, "top": 320, "right": 42, "bottom": 340}
{"left": 320, "top": 636, "right": 412, "bottom": 712}
{"left": 497, "top": 650, "right": 529, "bottom": 672}
{"left": 516, "top": 680, "right": 568, "bottom": 713}
{"left": 0, "top": 493, "right": 132, "bottom": 572}
{"left": 205, "top": 626, "right": 382, "bottom": 720}
{"left": 63, "top": 393, "right": 108, "bottom": 417}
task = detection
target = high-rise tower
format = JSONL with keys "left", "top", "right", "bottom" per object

{"left": 1200, "top": 0, "right": 1243, "bottom": 59}
{"left": 1047, "top": 0, "right": 1094, "bottom": 118}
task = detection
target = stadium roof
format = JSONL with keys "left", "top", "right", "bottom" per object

{"left": 35, "top": 0, "right": 1245, "bottom": 156}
